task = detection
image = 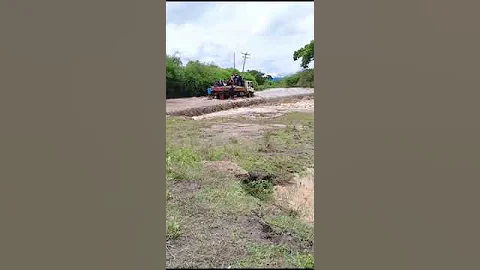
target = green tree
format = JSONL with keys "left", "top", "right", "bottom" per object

{"left": 166, "top": 54, "right": 185, "bottom": 98}
{"left": 293, "top": 40, "right": 314, "bottom": 69}
{"left": 247, "top": 70, "right": 267, "bottom": 85}
{"left": 296, "top": 68, "right": 314, "bottom": 88}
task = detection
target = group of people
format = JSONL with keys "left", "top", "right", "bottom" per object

{"left": 208, "top": 73, "right": 246, "bottom": 99}
{"left": 213, "top": 73, "right": 245, "bottom": 87}
{"left": 213, "top": 80, "right": 226, "bottom": 87}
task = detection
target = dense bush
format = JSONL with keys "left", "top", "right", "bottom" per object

{"left": 166, "top": 57, "right": 314, "bottom": 97}
{"left": 166, "top": 55, "right": 186, "bottom": 98}
{"left": 256, "top": 69, "right": 314, "bottom": 90}
{"left": 166, "top": 55, "right": 259, "bottom": 99}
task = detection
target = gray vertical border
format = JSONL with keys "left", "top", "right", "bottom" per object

{"left": 161, "top": 1, "right": 167, "bottom": 268}
{"left": 316, "top": 0, "right": 480, "bottom": 269}
{"left": 313, "top": 1, "right": 320, "bottom": 269}
{"left": 0, "top": 0, "right": 166, "bottom": 269}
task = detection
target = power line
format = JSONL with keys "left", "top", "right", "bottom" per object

{"left": 241, "top": 52, "right": 250, "bottom": 72}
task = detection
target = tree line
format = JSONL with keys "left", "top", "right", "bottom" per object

{"left": 166, "top": 40, "right": 314, "bottom": 99}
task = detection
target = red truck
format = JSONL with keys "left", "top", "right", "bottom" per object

{"left": 210, "top": 80, "right": 255, "bottom": 100}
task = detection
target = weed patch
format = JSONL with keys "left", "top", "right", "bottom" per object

{"left": 167, "top": 219, "right": 181, "bottom": 240}
{"left": 290, "top": 253, "right": 314, "bottom": 269}
{"left": 258, "top": 131, "right": 277, "bottom": 153}
{"left": 264, "top": 215, "right": 314, "bottom": 242}
{"left": 166, "top": 146, "right": 203, "bottom": 181}
{"left": 235, "top": 244, "right": 290, "bottom": 268}
{"left": 242, "top": 179, "right": 275, "bottom": 201}
{"left": 196, "top": 178, "right": 260, "bottom": 216}
{"left": 234, "top": 244, "right": 314, "bottom": 268}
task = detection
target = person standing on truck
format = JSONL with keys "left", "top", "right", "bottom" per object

{"left": 234, "top": 74, "right": 239, "bottom": 85}
{"left": 229, "top": 84, "right": 235, "bottom": 99}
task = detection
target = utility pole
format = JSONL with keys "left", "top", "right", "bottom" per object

{"left": 233, "top": 52, "right": 236, "bottom": 69}
{"left": 241, "top": 52, "right": 250, "bottom": 72}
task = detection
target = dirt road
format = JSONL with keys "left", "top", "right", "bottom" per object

{"left": 166, "top": 88, "right": 314, "bottom": 116}
{"left": 192, "top": 97, "right": 314, "bottom": 120}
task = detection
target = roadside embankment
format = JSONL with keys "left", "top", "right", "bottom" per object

{"left": 166, "top": 88, "right": 314, "bottom": 117}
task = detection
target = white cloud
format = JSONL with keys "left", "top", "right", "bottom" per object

{"left": 166, "top": 2, "right": 314, "bottom": 77}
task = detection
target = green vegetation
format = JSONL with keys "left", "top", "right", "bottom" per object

{"left": 235, "top": 244, "right": 314, "bottom": 268}
{"left": 264, "top": 215, "right": 314, "bottom": 242}
{"left": 292, "top": 253, "right": 315, "bottom": 269}
{"left": 242, "top": 178, "right": 275, "bottom": 201}
{"left": 166, "top": 218, "right": 181, "bottom": 240}
{"left": 196, "top": 179, "right": 259, "bottom": 216}
{"left": 166, "top": 205, "right": 182, "bottom": 240}
{"left": 294, "top": 40, "right": 314, "bottom": 69}
{"left": 166, "top": 41, "right": 315, "bottom": 98}
{"left": 249, "top": 39, "right": 314, "bottom": 91}
{"left": 255, "top": 40, "right": 314, "bottom": 90}
{"left": 256, "top": 68, "right": 314, "bottom": 90}
{"left": 166, "top": 112, "right": 314, "bottom": 268}
{"left": 166, "top": 54, "right": 258, "bottom": 98}
{"left": 246, "top": 69, "right": 268, "bottom": 86}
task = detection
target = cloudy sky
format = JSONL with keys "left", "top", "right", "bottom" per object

{"left": 166, "top": 2, "right": 314, "bottom": 77}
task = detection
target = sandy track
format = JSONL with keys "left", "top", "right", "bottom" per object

{"left": 192, "top": 98, "right": 314, "bottom": 120}
{"left": 166, "top": 88, "right": 314, "bottom": 116}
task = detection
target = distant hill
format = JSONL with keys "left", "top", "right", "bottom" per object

{"left": 270, "top": 77, "right": 282, "bottom": 82}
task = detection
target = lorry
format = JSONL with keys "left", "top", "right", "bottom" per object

{"left": 210, "top": 80, "right": 255, "bottom": 100}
